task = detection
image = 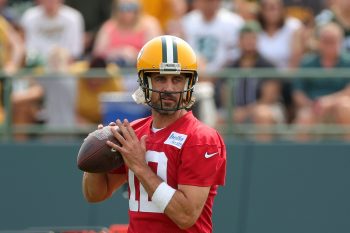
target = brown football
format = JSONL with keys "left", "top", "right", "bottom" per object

{"left": 77, "top": 126, "right": 124, "bottom": 173}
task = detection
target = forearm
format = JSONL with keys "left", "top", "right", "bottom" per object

{"left": 83, "top": 172, "right": 109, "bottom": 202}
{"left": 83, "top": 171, "right": 127, "bottom": 203}
{"left": 12, "top": 84, "right": 44, "bottom": 104}
{"left": 10, "top": 41, "right": 24, "bottom": 68}
{"left": 289, "top": 28, "right": 303, "bottom": 69}
{"left": 134, "top": 166, "right": 201, "bottom": 229}
{"left": 294, "top": 91, "right": 312, "bottom": 108}
{"left": 164, "top": 190, "right": 199, "bottom": 229}
{"left": 8, "top": 28, "right": 24, "bottom": 69}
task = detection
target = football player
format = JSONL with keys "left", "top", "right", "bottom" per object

{"left": 82, "top": 35, "right": 227, "bottom": 233}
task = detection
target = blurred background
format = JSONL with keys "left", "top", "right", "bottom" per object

{"left": 1, "top": 0, "right": 350, "bottom": 232}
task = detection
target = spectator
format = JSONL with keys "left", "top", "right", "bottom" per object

{"left": 32, "top": 47, "right": 78, "bottom": 130}
{"left": 162, "top": 0, "right": 189, "bottom": 37}
{"left": 76, "top": 57, "right": 124, "bottom": 124}
{"left": 11, "top": 77, "right": 44, "bottom": 140}
{"left": 93, "top": 0, "right": 161, "bottom": 91}
{"left": 65, "top": 0, "right": 113, "bottom": 56}
{"left": 139, "top": 0, "right": 188, "bottom": 33}
{"left": 257, "top": 0, "right": 303, "bottom": 69}
{"left": 0, "top": 14, "right": 24, "bottom": 74}
{"left": 0, "top": 6, "right": 40, "bottom": 140}
{"left": 17, "top": 0, "right": 85, "bottom": 134}
{"left": 256, "top": 0, "right": 305, "bottom": 124}
{"left": 222, "top": 21, "right": 286, "bottom": 141}
{"left": 233, "top": 0, "right": 259, "bottom": 21}
{"left": 316, "top": 0, "right": 350, "bottom": 53}
{"left": 293, "top": 23, "right": 350, "bottom": 140}
{"left": 181, "top": 0, "right": 244, "bottom": 74}
{"left": 93, "top": 0, "right": 161, "bottom": 68}
{"left": 0, "top": 14, "right": 25, "bottom": 125}
{"left": 21, "top": 0, "right": 84, "bottom": 64}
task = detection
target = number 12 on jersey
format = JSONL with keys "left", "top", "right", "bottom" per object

{"left": 128, "top": 151, "right": 168, "bottom": 213}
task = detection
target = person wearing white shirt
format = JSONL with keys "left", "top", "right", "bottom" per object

{"left": 20, "top": 0, "right": 85, "bottom": 130}
{"left": 181, "top": 0, "right": 244, "bottom": 74}
{"left": 21, "top": 0, "right": 84, "bottom": 62}
{"left": 256, "top": 0, "right": 303, "bottom": 69}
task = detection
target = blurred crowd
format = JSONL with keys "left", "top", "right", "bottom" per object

{"left": 0, "top": 0, "right": 350, "bottom": 141}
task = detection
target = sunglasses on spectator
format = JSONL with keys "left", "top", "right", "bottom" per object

{"left": 117, "top": 3, "right": 139, "bottom": 12}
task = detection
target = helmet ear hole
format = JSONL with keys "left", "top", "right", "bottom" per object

{"left": 138, "top": 71, "right": 149, "bottom": 100}
{"left": 142, "top": 72, "right": 154, "bottom": 101}
{"left": 142, "top": 74, "right": 149, "bottom": 99}
{"left": 185, "top": 72, "right": 197, "bottom": 104}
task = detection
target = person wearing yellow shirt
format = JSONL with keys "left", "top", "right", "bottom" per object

{"left": 76, "top": 57, "right": 124, "bottom": 124}
{"left": 139, "top": 0, "right": 188, "bottom": 32}
{"left": 0, "top": 15, "right": 24, "bottom": 124}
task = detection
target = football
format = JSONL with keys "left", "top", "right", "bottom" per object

{"left": 77, "top": 126, "right": 124, "bottom": 173}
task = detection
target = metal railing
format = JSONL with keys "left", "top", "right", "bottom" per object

{"left": 1, "top": 67, "right": 350, "bottom": 141}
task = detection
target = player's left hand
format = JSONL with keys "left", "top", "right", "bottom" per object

{"left": 107, "top": 119, "right": 148, "bottom": 173}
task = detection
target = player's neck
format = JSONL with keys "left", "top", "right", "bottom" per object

{"left": 152, "top": 109, "right": 187, "bottom": 129}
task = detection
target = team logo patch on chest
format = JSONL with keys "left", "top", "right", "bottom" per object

{"left": 164, "top": 132, "right": 188, "bottom": 149}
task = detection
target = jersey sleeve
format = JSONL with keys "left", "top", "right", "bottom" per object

{"left": 178, "top": 130, "right": 226, "bottom": 187}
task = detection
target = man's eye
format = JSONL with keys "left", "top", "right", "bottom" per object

{"left": 174, "top": 76, "right": 184, "bottom": 82}
{"left": 155, "top": 76, "right": 164, "bottom": 82}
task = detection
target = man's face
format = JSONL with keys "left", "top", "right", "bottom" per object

{"left": 115, "top": 0, "right": 140, "bottom": 25}
{"left": 40, "top": 0, "right": 62, "bottom": 14}
{"left": 261, "top": 0, "right": 283, "bottom": 24}
{"left": 195, "top": 0, "right": 221, "bottom": 17}
{"left": 319, "top": 30, "right": 342, "bottom": 59}
{"left": 239, "top": 32, "right": 258, "bottom": 53}
{"left": 149, "top": 73, "right": 188, "bottom": 115}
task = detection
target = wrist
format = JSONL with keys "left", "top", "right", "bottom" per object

{"left": 131, "top": 162, "right": 151, "bottom": 177}
{"left": 152, "top": 182, "right": 176, "bottom": 212}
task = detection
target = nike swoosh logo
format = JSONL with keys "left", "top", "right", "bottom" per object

{"left": 205, "top": 152, "right": 218, "bottom": 159}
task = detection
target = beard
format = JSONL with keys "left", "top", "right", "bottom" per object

{"left": 151, "top": 92, "right": 182, "bottom": 114}
{"left": 154, "top": 108, "right": 177, "bottom": 115}
{"left": 152, "top": 100, "right": 178, "bottom": 115}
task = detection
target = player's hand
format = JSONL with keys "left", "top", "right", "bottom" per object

{"left": 107, "top": 119, "right": 148, "bottom": 173}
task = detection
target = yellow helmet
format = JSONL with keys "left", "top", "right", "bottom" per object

{"left": 136, "top": 35, "right": 198, "bottom": 111}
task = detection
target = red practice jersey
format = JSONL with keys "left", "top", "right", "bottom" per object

{"left": 113, "top": 111, "right": 226, "bottom": 233}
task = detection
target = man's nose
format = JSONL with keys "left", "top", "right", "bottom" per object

{"left": 161, "top": 78, "right": 175, "bottom": 92}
